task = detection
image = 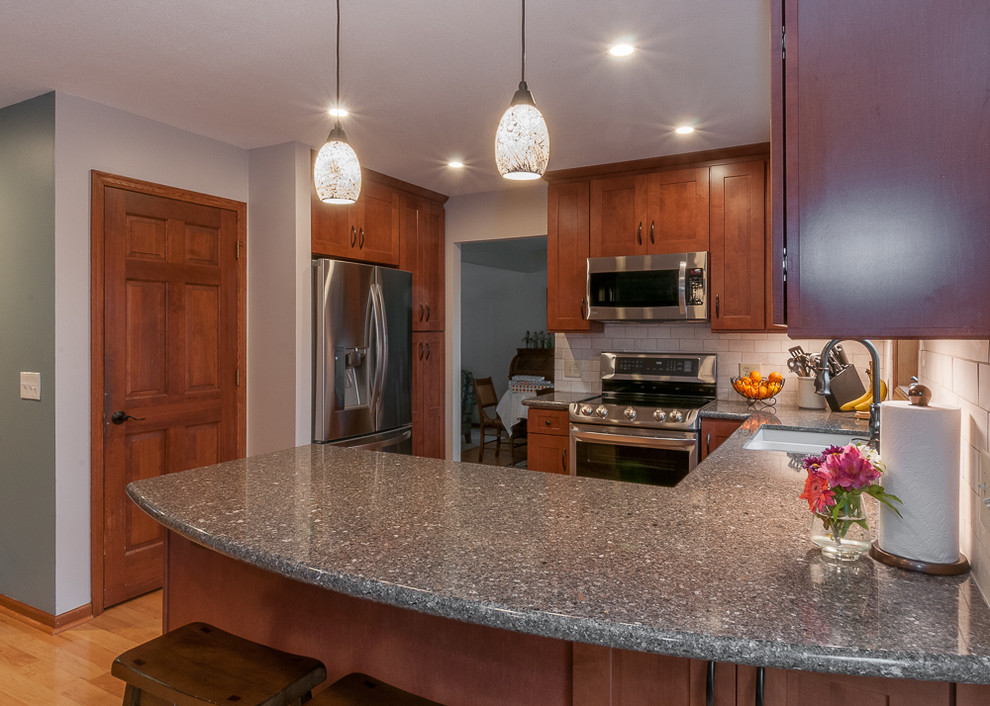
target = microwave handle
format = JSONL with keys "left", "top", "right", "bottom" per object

{"left": 678, "top": 259, "right": 687, "bottom": 315}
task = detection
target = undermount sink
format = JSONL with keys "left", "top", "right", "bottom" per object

{"left": 743, "top": 427, "right": 860, "bottom": 454}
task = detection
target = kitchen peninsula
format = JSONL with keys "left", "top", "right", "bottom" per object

{"left": 128, "top": 415, "right": 990, "bottom": 705}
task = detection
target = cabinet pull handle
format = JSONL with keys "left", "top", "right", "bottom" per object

{"left": 706, "top": 661, "right": 715, "bottom": 706}
{"left": 359, "top": 228, "right": 365, "bottom": 249}
{"left": 706, "top": 433, "right": 711, "bottom": 455}
{"left": 715, "top": 294, "right": 720, "bottom": 318}
{"left": 419, "top": 303, "right": 424, "bottom": 321}
{"left": 637, "top": 221, "right": 642, "bottom": 245}
{"left": 425, "top": 342, "right": 431, "bottom": 360}
{"left": 561, "top": 449, "right": 566, "bottom": 472}
{"left": 756, "top": 666, "right": 765, "bottom": 706}
{"left": 580, "top": 297, "right": 586, "bottom": 320}
{"left": 650, "top": 220, "right": 655, "bottom": 244}
{"left": 350, "top": 226, "right": 357, "bottom": 247}
{"left": 425, "top": 303, "right": 430, "bottom": 322}
{"left": 418, "top": 342, "right": 424, "bottom": 360}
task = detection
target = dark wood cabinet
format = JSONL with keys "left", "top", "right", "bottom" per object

{"left": 774, "top": 0, "right": 990, "bottom": 337}
{"left": 590, "top": 167, "right": 709, "bottom": 257}
{"left": 400, "top": 193, "right": 445, "bottom": 332}
{"left": 412, "top": 331, "right": 444, "bottom": 459}
{"left": 311, "top": 165, "right": 400, "bottom": 266}
{"left": 766, "top": 667, "right": 952, "bottom": 706}
{"left": 699, "top": 418, "right": 743, "bottom": 460}
{"left": 710, "top": 161, "right": 767, "bottom": 331}
{"left": 547, "top": 181, "right": 599, "bottom": 332}
{"left": 527, "top": 408, "right": 569, "bottom": 474}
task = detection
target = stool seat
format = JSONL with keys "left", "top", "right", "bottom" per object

{"left": 312, "top": 673, "right": 442, "bottom": 706}
{"left": 112, "top": 622, "right": 327, "bottom": 706}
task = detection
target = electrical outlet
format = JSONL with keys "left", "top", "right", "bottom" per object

{"left": 564, "top": 360, "right": 581, "bottom": 378}
{"left": 980, "top": 450, "right": 990, "bottom": 534}
{"left": 739, "top": 363, "right": 761, "bottom": 379}
{"left": 19, "top": 371, "right": 41, "bottom": 400}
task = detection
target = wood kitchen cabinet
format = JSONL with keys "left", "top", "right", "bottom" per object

{"left": 527, "top": 408, "right": 569, "bottom": 474}
{"left": 765, "top": 667, "right": 953, "bottom": 706}
{"left": 311, "top": 163, "right": 400, "bottom": 266}
{"left": 589, "top": 167, "right": 710, "bottom": 258}
{"left": 546, "top": 181, "right": 600, "bottom": 332}
{"left": 412, "top": 331, "right": 444, "bottom": 459}
{"left": 400, "top": 192, "right": 446, "bottom": 331}
{"left": 709, "top": 161, "right": 767, "bottom": 331}
{"left": 699, "top": 417, "right": 743, "bottom": 460}
{"left": 773, "top": 0, "right": 990, "bottom": 337}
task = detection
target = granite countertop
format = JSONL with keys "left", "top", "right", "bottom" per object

{"left": 127, "top": 419, "right": 990, "bottom": 684}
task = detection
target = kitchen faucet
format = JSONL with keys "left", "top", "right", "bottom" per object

{"left": 815, "top": 339, "right": 882, "bottom": 451}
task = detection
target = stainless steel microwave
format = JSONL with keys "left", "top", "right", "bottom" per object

{"left": 585, "top": 252, "right": 708, "bottom": 322}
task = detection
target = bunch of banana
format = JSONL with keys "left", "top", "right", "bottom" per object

{"left": 840, "top": 375, "right": 888, "bottom": 411}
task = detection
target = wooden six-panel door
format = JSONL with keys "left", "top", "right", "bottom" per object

{"left": 94, "top": 173, "right": 245, "bottom": 609}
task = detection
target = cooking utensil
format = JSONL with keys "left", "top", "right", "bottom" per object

{"left": 833, "top": 344, "right": 849, "bottom": 368}
{"left": 787, "top": 358, "right": 807, "bottom": 376}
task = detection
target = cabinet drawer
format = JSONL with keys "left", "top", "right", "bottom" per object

{"left": 528, "top": 408, "right": 569, "bottom": 436}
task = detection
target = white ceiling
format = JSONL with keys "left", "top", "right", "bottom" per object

{"left": 0, "top": 1, "right": 770, "bottom": 197}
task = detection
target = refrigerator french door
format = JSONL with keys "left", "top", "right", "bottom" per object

{"left": 313, "top": 258, "right": 413, "bottom": 453}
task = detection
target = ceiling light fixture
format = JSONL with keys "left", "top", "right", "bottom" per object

{"left": 314, "top": 0, "right": 362, "bottom": 204}
{"left": 328, "top": 107, "right": 348, "bottom": 118}
{"left": 494, "top": 0, "right": 550, "bottom": 181}
{"left": 675, "top": 125, "right": 695, "bottom": 135}
{"left": 447, "top": 161, "right": 465, "bottom": 169}
{"left": 608, "top": 42, "right": 635, "bottom": 58}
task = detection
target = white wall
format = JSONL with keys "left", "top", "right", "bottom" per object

{"left": 54, "top": 92, "right": 249, "bottom": 612}
{"left": 246, "top": 142, "right": 313, "bottom": 454}
{"left": 445, "top": 186, "right": 548, "bottom": 459}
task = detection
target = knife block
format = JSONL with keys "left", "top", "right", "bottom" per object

{"left": 822, "top": 365, "right": 867, "bottom": 411}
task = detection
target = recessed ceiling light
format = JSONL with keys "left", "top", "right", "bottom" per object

{"left": 675, "top": 125, "right": 695, "bottom": 135}
{"left": 329, "top": 107, "right": 349, "bottom": 118}
{"left": 608, "top": 42, "right": 635, "bottom": 58}
{"left": 447, "top": 161, "right": 465, "bottom": 169}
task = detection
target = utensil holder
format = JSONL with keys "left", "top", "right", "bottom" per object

{"left": 798, "top": 376, "right": 825, "bottom": 409}
{"left": 821, "top": 365, "right": 867, "bottom": 412}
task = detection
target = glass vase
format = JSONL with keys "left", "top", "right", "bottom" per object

{"left": 810, "top": 495, "right": 871, "bottom": 561}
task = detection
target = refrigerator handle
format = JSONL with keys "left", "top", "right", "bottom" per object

{"left": 371, "top": 281, "right": 388, "bottom": 427}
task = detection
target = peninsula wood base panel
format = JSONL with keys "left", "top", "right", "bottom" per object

{"left": 164, "top": 533, "right": 990, "bottom": 706}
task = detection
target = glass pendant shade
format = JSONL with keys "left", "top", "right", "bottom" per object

{"left": 314, "top": 124, "right": 362, "bottom": 204}
{"left": 495, "top": 84, "right": 550, "bottom": 180}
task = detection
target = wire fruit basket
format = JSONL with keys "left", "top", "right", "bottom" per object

{"left": 731, "top": 374, "right": 784, "bottom": 406}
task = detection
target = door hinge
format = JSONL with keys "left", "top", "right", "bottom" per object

{"left": 235, "top": 368, "right": 240, "bottom": 387}
{"left": 235, "top": 240, "right": 244, "bottom": 260}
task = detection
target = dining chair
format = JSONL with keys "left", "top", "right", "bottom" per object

{"left": 472, "top": 377, "right": 506, "bottom": 463}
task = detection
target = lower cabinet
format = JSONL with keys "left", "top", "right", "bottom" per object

{"left": 412, "top": 331, "right": 444, "bottom": 459}
{"left": 527, "top": 408, "right": 570, "bottom": 474}
{"left": 700, "top": 418, "right": 744, "bottom": 460}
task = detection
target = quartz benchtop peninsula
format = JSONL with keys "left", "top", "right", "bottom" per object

{"left": 128, "top": 419, "right": 990, "bottom": 685}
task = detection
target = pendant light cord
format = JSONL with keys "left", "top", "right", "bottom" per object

{"left": 335, "top": 0, "right": 342, "bottom": 121}
{"left": 520, "top": 0, "right": 526, "bottom": 85}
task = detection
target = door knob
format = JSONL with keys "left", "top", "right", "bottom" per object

{"left": 111, "top": 410, "right": 145, "bottom": 425}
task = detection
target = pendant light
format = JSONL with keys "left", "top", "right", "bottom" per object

{"left": 314, "top": 0, "right": 362, "bottom": 204}
{"left": 494, "top": 0, "right": 550, "bottom": 180}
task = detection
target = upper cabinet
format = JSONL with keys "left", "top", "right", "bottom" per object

{"left": 547, "top": 181, "right": 600, "bottom": 332}
{"left": 590, "top": 167, "right": 709, "bottom": 257}
{"left": 400, "top": 193, "right": 445, "bottom": 332}
{"left": 774, "top": 0, "right": 990, "bottom": 337}
{"left": 311, "top": 162, "right": 400, "bottom": 266}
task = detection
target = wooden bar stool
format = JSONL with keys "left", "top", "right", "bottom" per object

{"left": 111, "top": 622, "right": 327, "bottom": 705}
{"left": 313, "top": 673, "right": 442, "bottom": 705}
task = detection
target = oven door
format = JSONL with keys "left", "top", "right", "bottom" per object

{"left": 569, "top": 424, "right": 699, "bottom": 486}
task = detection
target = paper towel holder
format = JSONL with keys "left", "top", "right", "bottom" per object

{"left": 869, "top": 543, "right": 970, "bottom": 575}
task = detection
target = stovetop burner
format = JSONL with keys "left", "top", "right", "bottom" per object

{"left": 569, "top": 352, "right": 717, "bottom": 430}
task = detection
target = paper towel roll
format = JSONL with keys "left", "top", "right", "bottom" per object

{"left": 877, "top": 400, "right": 961, "bottom": 564}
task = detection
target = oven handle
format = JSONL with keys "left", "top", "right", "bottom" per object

{"left": 570, "top": 427, "right": 698, "bottom": 450}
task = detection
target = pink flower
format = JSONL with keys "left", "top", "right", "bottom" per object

{"left": 800, "top": 468, "right": 836, "bottom": 513}
{"left": 821, "top": 444, "right": 881, "bottom": 490}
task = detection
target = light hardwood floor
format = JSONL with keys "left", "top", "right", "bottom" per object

{"left": 0, "top": 591, "right": 162, "bottom": 705}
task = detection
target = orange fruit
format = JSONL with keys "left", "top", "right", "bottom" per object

{"left": 749, "top": 370, "right": 762, "bottom": 383}
{"left": 768, "top": 371, "right": 783, "bottom": 383}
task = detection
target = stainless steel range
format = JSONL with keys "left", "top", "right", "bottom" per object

{"left": 568, "top": 352, "right": 717, "bottom": 486}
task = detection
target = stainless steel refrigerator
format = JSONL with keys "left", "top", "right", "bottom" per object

{"left": 313, "top": 258, "right": 413, "bottom": 453}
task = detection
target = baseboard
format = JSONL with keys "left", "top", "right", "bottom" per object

{"left": 0, "top": 593, "right": 93, "bottom": 635}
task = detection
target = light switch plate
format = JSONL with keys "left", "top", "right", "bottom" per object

{"left": 739, "top": 363, "right": 761, "bottom": 378}
{"left": 20, "top": 371, "right": 41, "bottom": 400}
{"left": 564, "top": 360, "right": 581, "bottom": 378}
{"left": 980, "top": 450, "right": 990, "bottom": 534}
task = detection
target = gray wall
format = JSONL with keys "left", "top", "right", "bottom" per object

{"left": 461, "top": 261, "right": 547, "bottom": 416}
{"left": 0, "top": 93, "right": 57, "bottom": 612}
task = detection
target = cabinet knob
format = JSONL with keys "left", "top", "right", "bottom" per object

{"left": 637, "top": 221, "right": 642, "bottom": 245}
{"left": 544, "top": 418, "right": 552, "bottom": 426}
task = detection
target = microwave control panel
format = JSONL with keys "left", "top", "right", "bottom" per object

{"left": 687, "top": 268, "right": 705, "bottom": 306}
